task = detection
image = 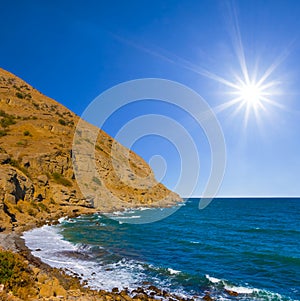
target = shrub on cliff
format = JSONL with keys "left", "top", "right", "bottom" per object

{"left": 0, "top": 249, "right": 35, "bottom": 299}
{"left": 58, "top": 118, "right": 67, "bottom": 126}
{"left": 52, "top": 172, "right": 72, "bottom": 186}
{"left": 23, "top": 130, "right": 31, "bottom": 136}
{"left": 15, "top": 92, "right": 24, "bottom": 99}
{"left": 0, "top": 130, "right": 7, "bottom": 137}
{"left": 0, "top": 110, "right": 16, "bottom": 128}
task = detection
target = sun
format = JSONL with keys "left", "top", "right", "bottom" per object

{"left": 228, "top": 75, "right": 278, "bottom": 125}
{"left": 237, "top": 82, "right": 263, "bottom": 108}
{"left": 211, "top": 70, "right": 284, "bottom": 127}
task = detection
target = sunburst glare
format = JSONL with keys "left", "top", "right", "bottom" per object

{"left": 110, "top": 2, "right": 289, "bottom": 129}
{"left": 212, "top": 61, "right": 285, "bottom": 127}
{"left": 209, "top": 3, "right": 289, "bottom": 127}
{"left": 237, "top": 82, "right": 263, "bottom": 108}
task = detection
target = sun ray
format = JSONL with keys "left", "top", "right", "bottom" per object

{"left": 213, "top": 97, "right": 243, "bottom": 114}
{"left": 231, "top": 100, "right": 247, "bottom": 119}
{"left": 257, "top": 45, "right": 293, "bottom": 87}
{"left": 226, "top": 1, "right": 250, "bottom": 84}
{"left": 244, "top": 104, "right": 252, "bottom": 128}
{"left": 260, "top": 97, "right": 286, "bottom": 109}
{"left": 257, "top": 101, "right": 268, "bottom": 112}
{"left": 108, "top": 3, "right": 289, "bottom": 127}
{"left": 253, "top": 105, "right": 260, "bottom": 122}
{"left": 259, "top": 80, "right": 281, "bottom": 91}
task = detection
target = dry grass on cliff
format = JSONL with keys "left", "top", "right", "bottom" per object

{"left": 0, "top": 249, "right": 36, "bottom": 300}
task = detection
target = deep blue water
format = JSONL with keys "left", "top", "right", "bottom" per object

{"left": 24, "top": 198, "right": 300, "bottom": 301}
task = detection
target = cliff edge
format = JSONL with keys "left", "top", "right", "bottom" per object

{"left": 0, "top": 68, "right": 181, "bottom": 232}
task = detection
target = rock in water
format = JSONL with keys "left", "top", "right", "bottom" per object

{"left": 224, "top": 289, "right": 239, "bottom": 297}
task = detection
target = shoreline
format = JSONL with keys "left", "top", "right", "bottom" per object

{"left": 0, "top": 208, "right": 102, "bottom": 300}
{"left": 1, "top": 206, "right": 203, "bottom": 301}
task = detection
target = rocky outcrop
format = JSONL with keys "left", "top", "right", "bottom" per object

{"left": 0, "top": 67, "right": 182, "bottom": 232}
{"left": 0, "top": 166, "right": 34, "bottom": 204}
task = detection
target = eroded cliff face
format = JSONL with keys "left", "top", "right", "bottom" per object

{"left": 0, "top": 68, "right": 181, "bottom": 232}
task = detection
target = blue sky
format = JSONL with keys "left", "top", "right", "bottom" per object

{"left": 1, "top": 0, "right": 300, "bottom": 197}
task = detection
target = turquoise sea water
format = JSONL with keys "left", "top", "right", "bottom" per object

{"left": 23, "top": 198, "right": 300, "bottom": 300}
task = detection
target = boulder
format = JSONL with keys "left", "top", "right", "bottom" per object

{"left": 202, "top": 294, "right": 213, "bottom": 301}
{"left": 0, "top": 166, "right": 34, "bottom": 203}
{"left": 224, "top": 289, "right": 238, "bottom": 297}
{"left": 39, "top": 278, "right": 66, "bottom": 298}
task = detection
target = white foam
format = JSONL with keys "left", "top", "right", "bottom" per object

{"left": 205, "top": 275, "right": 262, "bottom": 296}
{"left": 110, "top": 211, "right": 124, "bottom": 216}
{"left": 110, "top": 209, "right": 137, "bottom": 216}
{"left": 64, "top": 219, "right": 76, "bottom": 223}
{"left": 22, "top": 225, "right": 77, "bottom": 253}
{"left": 168, "top": 268, "right": 180, "bottom": 275}
{"left": 206, "top": 274, "right": 222, "bottom": 284}
{"left": 22, "top": 226, "right": 147, "bottom": 291}
{"left": 116, "top": 215, "right": 141, "bottom": 219}
{"left": 224, "top": 284, "right": 258, "bottom": 294}
{"left": 138, "top": 207, "right": 151, "bottom": 211}
{"left": 58, "top": 217, "right": 67, "bottom": 223}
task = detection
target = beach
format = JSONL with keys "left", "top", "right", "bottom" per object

{"left": 0, "top": 232, "right": 201, "bottom": 301}
{"left": 1, "top": 208, "right": 198, "bottom": 301}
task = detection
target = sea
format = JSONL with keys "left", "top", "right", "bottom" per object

{"left": 23, "top": 198, "right": 300, "bottom": 301}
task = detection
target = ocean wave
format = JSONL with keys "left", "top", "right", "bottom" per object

{"left": 58, "top": 216, "right": 68, "bottom": 223}
{"left": 22, "top": 225, "right": 77, "bottom": 253}
{"left": 206, "top": 275, "right": 222, "bottom": 284}
{"left": 205, "top": 273, "right": 258, "bottom": 294}
{"left": 224, "top": 284, "right": 258, "bottom": 295}
{"left": 108, "top": 208, "right": 143, "bottom": 217}
{"left": 139, "top": 207, "right": 152, "bottom": 211}
{"left": 167, "top": 268, "right": 181, "bottom": 275}
{"left": 204, "top": 275, "right": 296, "bottom": 301}
{"left": 23, "top": 226, "right": 189, "bottom": 296}
{"left": 23, "top": 226, "right": 148, "bottom": 291}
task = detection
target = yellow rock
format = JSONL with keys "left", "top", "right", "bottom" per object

{"left": 0, "top": 67, "right": 182, "bottom": 233}
{"left": 39, "top": 279, "right": 66, "bottom": 298}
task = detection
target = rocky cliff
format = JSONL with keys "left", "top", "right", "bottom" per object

{"left": 0, "top": 68, "right": 181, "bottom": 232}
